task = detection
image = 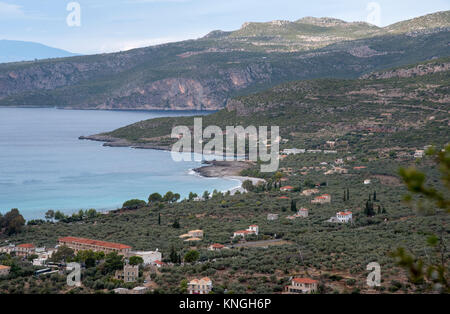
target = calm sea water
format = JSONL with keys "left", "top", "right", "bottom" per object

{"left": 0, "top": 107, "right": 239, "bottom": 220}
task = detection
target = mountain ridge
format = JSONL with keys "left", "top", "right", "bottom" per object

{"left": 0, "top": 11, "right": 448, "bottom": 111}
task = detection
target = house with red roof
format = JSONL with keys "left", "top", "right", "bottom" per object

{"left": 15, "top": 243, "right": 35, "bottom": 257}
{"left": 285, "top": 277, "right": 318, "bottom": 294}
{"left": 311, "top": 194, "right": 331, "bottom": 204}
{"left": 233, "top": 225, "right": 259, "bottom": 238}
{"left": 208, "top": 243, "right": 225, "bottom": 251}
{"left": 58, "top": 237, "right": 131, "bottom": 255}
{"left": 280, "top": 186, "right": 294, "bottom": 192}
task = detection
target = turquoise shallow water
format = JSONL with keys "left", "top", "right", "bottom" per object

{"left": 0, "top": 108, "right": 239, "bottom": 220}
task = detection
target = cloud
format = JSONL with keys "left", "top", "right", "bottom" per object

{"left": 0, "top": 1, "right": 24, "bottom": 18}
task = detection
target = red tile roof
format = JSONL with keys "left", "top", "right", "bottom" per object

{"left": 278, "top": 196, "right": 289, "bottom": 199}
{"left": 17, "top": 243, "right": 35, "bottom": 248}
{"left": 293, "top": 278, "right": 318, "bottom": 284}
{"left": 280, "top": 186, "right": 294, "bottom": 191}
{"left": 210, "top": 243, "right": 225, "bottom": 248}
{"left": 0, "top": 265, "right": 11, "bottom": 270}
{"left": 337, "top": 211, "right": 352, "bottom": 216}
{"left": 154, "top": 260, "right": 165, "bottom": 265}
{"left": 58, "top": 237, "right": 131, "bottom": 250}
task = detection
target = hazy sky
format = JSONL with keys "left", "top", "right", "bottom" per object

{"left": 1, "top": 0, "right": 449, "bottom": 54}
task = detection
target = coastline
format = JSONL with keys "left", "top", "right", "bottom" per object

{"left": 80, "top": 135, "right": 266, "bottom": 197}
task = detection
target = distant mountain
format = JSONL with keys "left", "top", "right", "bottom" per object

{"left": 0, "top": 11, "right": 448, "bottom": 110}
{"left": 0, "top": 40, "right": 78, "bottom": 63}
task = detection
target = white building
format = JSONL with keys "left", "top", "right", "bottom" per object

{"left": 336, "top": 211, "right": 353, "bottom": 223}
{"left": 267, "top": 214, "right": 279, "bottom": 221}
{"left": 233, "top": 225, "right": 259, "bottom": 238}
{"left": 282, "top": 148, "right": 306, "bottom": 155}
{"left": 130, "top": 250, "right": 162, "bottom": 266}
{"left": 414, "top": 150, "right": 425, "bottom": 158}
{"left": 364, "top": 179, "right": 371, "bottom": 185}
{"left": 188, "top": 277, "right": 213, "bottom": 294}
{"left": 296, "top": 208, "right": 309, "bottom": 218}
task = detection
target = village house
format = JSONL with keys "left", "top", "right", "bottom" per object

{"left": 115, "top": 263, "right": 139, "bottom": 283}
{"left": 208, "top": 243, "right": 225, "bottom": 251}
{"left": 114, "top": 286, "right": 149, "bottom": 294}
{"left": 0, "top": 244, "right": 15, "bottom": 254}
{"left": 301, "top": 188, "right": 319, "bottom": 196}
{"left": 285, "top": 278, "right": 318, "bottom": 294}
{"left": 329, "top": 211, "right": 353, "bottom": 223}
{"left": 280, "top": 186, "right": 294, "bottom": 192}
{"left": 414, "top": 150, "right": 425, "bottom": 158}
{"left": 233, "top": 225, "right": 259, "bottom": 238}
{"left": 336, "top": 211, "right": 353, "bottom": 223}
{"left": 296, "top": 208, "right": 309, "bottom": 218}
{"left": 364, "top": 179, "right": 371, "bottom": 185}
{"left": 59, "top": 237, "right": 132, "bottom": 256}
{"left": 15, "top": 243, "right": 35, "bottom": 257}
{"left": 32, "top": 248, "right": 56, "bottom": 266}
{"left": 129, "top": 250, "right": 162, "bottom": 266}
{"left": 152, "top": 260, "right": 166, "bottom": 268}
{"left": 188, "top": 277, "right": 213, "bottom": 294}
{"left": 0, "top": 265, "right": 11, "bottom": 277}
{"left": 267, "top": 214, "right": 279, "bottom": 221}
{"left": 311, "top": 194, "right": 331, "bottom": 204}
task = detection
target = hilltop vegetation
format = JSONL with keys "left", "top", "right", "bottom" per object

{"left": 0, "top": 11, "right": 449, "bottom": 111}
{"left": 96, "top": 57, "right": 450, "bottom": 157}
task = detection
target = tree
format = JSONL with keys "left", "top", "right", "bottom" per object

{"left": 184, "top": 250, "right": 199, "bottom": 263}
{"left": 163, "top": 191, "right": 175, "bottom": 203}
{"left": 0, "top": 209, "right": 25, "bottom": 235}
{"left": 242, "top": 180, "right": 254, "bottom": 192}
{"left": 51, "top": 245, "right": 75, "bottom": 263}
{"left": 103, "top": 252, "right": 124, "bottom": 274}
{"left": 148, "top": 193, "right": 163, "bottom": 204}
{"left": 54, "top": 210, "right": 67, "bottom": 221}
{"left": 158, "top": 213, "right": 161, "bottom": 225}
{"left": 373, "top": 191, "right": 377, "bottom": 202}
{"left": 188, "top": 192, "right": 198, "bottom": 201}
{"left": 202, "top": 191, "right": 210, "bottom": 200}
{"left": 347, "top": 188, "right": 350, "bottom": 200}
{"left": 172, "top": 219, "right": 180, "bottom": 229}
{"left": 45, "top": 210, "right": 55, "bottom": 221}
{"left": 290, "top": 199, "right": 297, "bottom": 212}
{"left": 169, "top": 245, "right": 179, "bottom": 264}
{"left": 129, "top": 256, "right": 144, "bottom": 266}
{"left": 122, "top": 199, "right": 147, "bottom": 210}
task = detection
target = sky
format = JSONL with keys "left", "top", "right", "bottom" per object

{"left": 0, "top": 0, "right": 449, "bottom": 54}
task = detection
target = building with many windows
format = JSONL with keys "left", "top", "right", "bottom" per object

{"left": 58, "top": 237, "right": 131, "bottom": 255}
{"left": 188, "top": 277, "right": 212, "bottom": 294}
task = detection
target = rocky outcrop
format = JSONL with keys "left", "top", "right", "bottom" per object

{"left": 362, "top": 61, "right": 450, "bottom": 79}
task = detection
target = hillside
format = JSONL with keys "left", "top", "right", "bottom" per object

{"left": 0, "top": 11, "right": 449, "bottom": 111}
{"left": 0, "top": 40, "right": 78, "bottom": 63}
{"left": 92, "top": 57, "right": 450, "bottom": 157}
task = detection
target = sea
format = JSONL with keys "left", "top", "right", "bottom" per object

{"left": 0, "top": 107, "right": 240, "bottom": 220}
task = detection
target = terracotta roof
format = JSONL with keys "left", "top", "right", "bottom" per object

{"left": 299, "top": 208, "right": 308, "bottom": 211}
{"left": 293, "top": 278, "right": 318, "bottom": 284}
{"left": 0, "top": 265, "right": 11, "bottom": 270}
{"left": 249, "top": 225, "right": 258, "bottom": 227}
{"left": 17, "top": 243, "right": 35, "bottom": 248}
{"left": 337, "top": 211, "right": 352, "bottom": 216}
{"left": 58, "top": 237, "right": 131, "bottom": 250}
{"left": 280, "top": 186, "right": 294, "bottom": 190}
{"left": 210, "top": 243, "right": 225, "bottom": 248}
{"left": 234, "top": 230, "right": 254, "bottom": 234}
{"left": 154, "top": 260, "right": 165, "bottom": 265}
{"left": 278, "top": 196, "right": 289, "bottom": 199}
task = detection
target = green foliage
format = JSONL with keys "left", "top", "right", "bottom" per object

{"left": 184, "top": 250, "right": 200, "bottom": 263}
{"left": 0, "top": 209, "right": 25, "bottom": 236}
{"left": 122, "top": 199, "right": 147, "bottom": 210}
